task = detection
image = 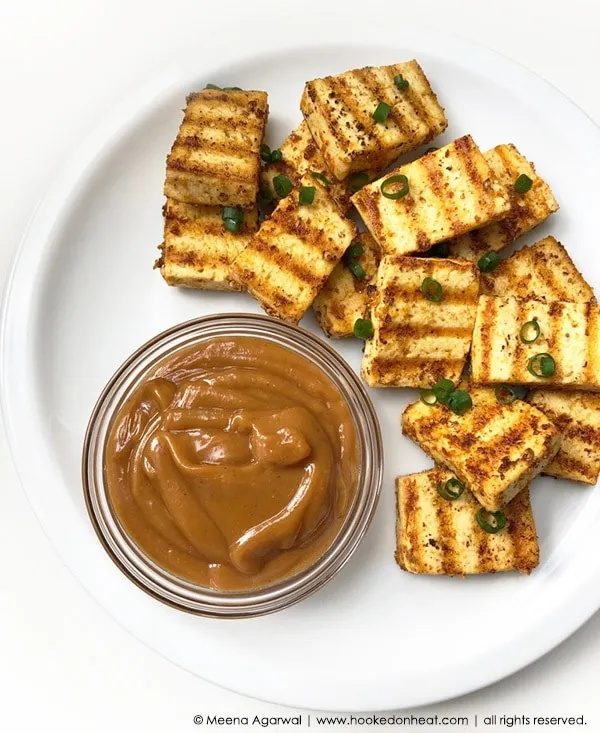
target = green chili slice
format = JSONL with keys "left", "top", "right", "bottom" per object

{"left": 528, "top": 353, "right": 556, "bottom": 378}
{"left": 520, "top": 319, "right": 541, "bottom": 344}
{"left": 514, "top": 174, "right": 533, "bottom": 194}
{"left": 273, "top": 173, "right": 293, "bottom": 198}
{"left": 447, "top": 390, "right": 473, "bottom": 415}
{"left": 310, "top": 171, "right": 330, "bottom": 188}
{"left": 432, "top": 378, "right": 455, "bottom": 405}
{"left": 495, "top": 384, "right": 517, "bottom": 404}
{"left": 344, "top": 242, "right": 365, "bottom": 261}
{"left": 381, "top": 174, "right": 410, "bottom": 200}
{"left": 353, "top": 318, "right": 374, "bottom": 340}
{"left": 348, "top": 260, "right": 366, "bottom": 280}
{"left": 421, "top": 277, "right": 443, "bottom": 302}
{"left": 394, "top": 74, "right": 409, "bottom": 90}
{"left": 373, "top": 101, "right": 392, "bottom": 123}
{"left": 476, "top": 508, "right": 507, "bottom": 534}
{"left": 437, "top": 478, "right": 465, "bottom": 501}
{"left": 299, "top": 186, "right": 316, "bottom": 205}
{"left": 478, "top": 251, "right": 501, "bottom": 273}
{"left": 420, "top": 389, "right": 438, "bottom": 406}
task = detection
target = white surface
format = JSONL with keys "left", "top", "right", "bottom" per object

{"left": 2, "top": 0, "right": 600, "bottom": 730}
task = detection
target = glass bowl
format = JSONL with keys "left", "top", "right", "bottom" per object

{"left": 82, "top": 314, "right": 383, "bottom": 618}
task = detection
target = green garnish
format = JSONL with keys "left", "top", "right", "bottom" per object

{"left": 204, "top": 83, "right": 221, "bottom": 90}
{"left": 447, "top": 390, "right": 473, "bottom": 415}
{"left": 260, "top": 143, "right": 273, "bottom": 163}
{"left": 520, "top": 319, "right": 541, "bottom": 344}
{"left": 476, "top": 508, "right": 507, "bottom": 534}
{"left": 353, "top": 318, "right": 373, "bottom": 340}
{"left": 528, "top": 353, "right": 556, "bottom": 378}
{"left": 437, "top": 478, "right": 465, "bottom": 501}
{"left": 477, "top": 251, "right": 501, "bottom": 273}
{"left": 222, "top": 206, "right": 243, "bottom": 234}
{"left": 222, "top": 86, "right": 243, "bottom": 91}
{"left": 310, "top": 171, "right": 330, "bottom": 188}
{"left": 344, "top": 242, "right": 365, "bottom": 261}
{"left": 349, "top": 171, "right": 369, "bottom": 192}
{"left": 420, "top": 389, "right": 438, "bottom": 406}
{"left": 421, "top": 277, "right": 443, "bottom": 302}
{"left": 381, "top": 174, "right": 410, "bottom": 200}
{"left": 428, "top": 242, "right": 449, "bottom": 258}
{"left": 495, "top": 384, "right": 517, "bottom": 404}
{"left": 432, "top": 378, "right": 455, "bottom": 405}
{"left": 348, "top": 260, "right": 366, "bottom": 280}
{"left": 373, "top": 101, "right": 392, "bottom": 123}
{"left": 273, "top": 174, "right": 293, "bottom": 198}
{"left": 394, "top": 74, "right": 409, "bottom": 90}
{"left": 299, "top": 186, "right": 316, "bottom": 205}
{"left": 270, "top": 149, "right": 283, "bottom": 162}
{"left": 514, "top": 174, "right": 534, "bottom": 194}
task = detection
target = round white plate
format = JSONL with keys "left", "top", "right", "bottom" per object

{"left": 3, "top": 17, "right": 600, "bottom": 712}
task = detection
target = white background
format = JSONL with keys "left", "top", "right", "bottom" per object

{"left": 1, "top": 1, "right": 600, "bottom": 731}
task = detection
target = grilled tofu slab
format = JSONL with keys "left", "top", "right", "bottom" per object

{"left": 529, "top": 390, "right": 600, "bottom": 484}
{"left": 402, "top": 384, "right": 561, "bottom": 511}
{"left": 471, "top": 296, "right": 600, "bottom": 390}
{"left": 396, "top": 469, "right": 539, "bottom": 575}
{"left": 156, "top": 199, "right": 257, "bottom": 290}
{"left": 300, "top": 60, "right": 447, "bottom": 181}
{"left": 447, "top": 144, "right": 559, "bottom": 261}
{"left": 164, "top": 89, "right": 268, "bottom": 208}
{"left": 313, "top": 233, "right": 381, "bottom": 338}
{"left": 361, "top": 257, "right": 480, "bottom": 387}
{"left": 352, "top": 136, "right": 511, "bottom": 257}
{"left": 481, "top": 236, "right": 595, "bottom": 303}
{"left": 230, "top": 175, "right": 357, "bottom": 323}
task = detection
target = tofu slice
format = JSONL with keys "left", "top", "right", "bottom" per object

{"left": 164, "top": 89, "right": 268, "bottom": 208}
{"left": 529, "top": 390, "right": 600, "bottom": 484}
{"left": 352, "top": 136, "right": 511, "bottom": 257}
{"left": 402, "top": 384, "right": 561, "bottom": 511}
{"left": 471, "top": 296, "right": 600, "bottom": 390}
{"left": 447, "top": 144, "right": 559, "bottom": 261}
{"left": 396, "top": 469, "right": 539, "bottom": 575}
{"left": 361, "top": 257, "right": 480, "bottom": 387}
{"left": 301, "top": 60, "right": 447, "bottom": 181}
{"left": 481, "top": 236, "right": 595, "bottom": 302}
{"left": 156, "top": 199, "right": 257, "bottom": 290}
{"left": 313, "top": 233, "right": 381, "bottom": 338}
{"left": 230, "top": 175, "right": 357, "bottom": 323}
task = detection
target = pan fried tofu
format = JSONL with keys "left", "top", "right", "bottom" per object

{"left": 361, "top": 257, "right": 480, "bottom": 387}
{"left": 402, "top": 384, "right": 561, "bottom": 511}
{"left": 471, "top": 296, "right": 600, "bottom": 390}
{"left": 481, "top": 236, "right": 595, "bottom": 302}
{"left": 529, "top": 390, "right": 600, "bottom": 484}
{"left": 156, "top": 199, "right": 257, "bottom": 290}
{"left": 352, "top": 136, "right": 511, "bottom": 257}
{"left": 313, "top": 233, "right": 381, "bottom": 338}
{"left": 396, "top": 469, "right": 539, "bottom": 575}
{"left": 230, "top": 175, "right": 357, "bottom": 323}
{"left": 164, "top": 89, "right": 268, "bottom": 208}
{"left": 301, "top": 60, "right": 447, "bottom": 181}
{"left": 447, "top": 144, "right": 559, "bottom": 261}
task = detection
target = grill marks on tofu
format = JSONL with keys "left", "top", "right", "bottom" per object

{"left": 471, "top": 296, "right": 600, "bottom": 389}
{"left": 165, "top": 90, "right": 268, "bottom": 208}
{"left": 447, "top": 144, "right": 559, "bottom": 261}
{"left": 230, "top": 176, "right": 357, "bottom": 323}
{"left": 362, "top": 257, "right": 480, "bottom": 387}
{"left": 300, "top": 61, "right": 447, "bottom": 181}
{"left": 396, "top": 469, "right": 539, "bottom": 575}
{"left": 352, "top": 136, "right": 511, "bottom": 256}
{"left": 529, "top": 390, "right": 600, "bottom": 484}
{"left": 313, "top": 233, "right": 381, "bottom": 338}
{"left": 402, "top": 385, "right": 561, "bottom": 511}
{"left": 156, "top": 199, "right": 257, "bottom": 290}
{"left": 481, "top": 236, "right": 595, "bottom": 303}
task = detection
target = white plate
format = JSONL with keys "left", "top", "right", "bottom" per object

{"left": 3, "top": 17, "right": 600, "bottom": 712}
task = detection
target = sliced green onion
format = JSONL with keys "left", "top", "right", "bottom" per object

{"left": 421, "top": 277, "right": 443, "bottom": 302}
{"left": 222, "top": 207, "right": 243, "bottom": 233}
{"left": 495, "top": 384, "right": 517, "bottom": 404}
{"left": 381, "top": 174, "right": 410, "bottom": 200}
{"left": 299, "top": 186, "right": 316, "bottom": 205}
{"left": 204, "top": 83, "right": 221, "bottom": 90}
{"left": 223, "top": 86, "right": 243, "bottom": 91}
{"left": 447, "top": 390, "right": 473, "bottom": 415}
{"left": 514, "top": 174, "right": 533, "bottom": 194}
{"left": 344, "top": 242, "right": 365, "bottom": 261}
{"left": 353, "top": 318, "right": 373, "bottom": 339}
{"left": 310, "top": 171, "right": 330, "bottom": 188}
{"left": 420, "top": 389, "right": 438, "bottom": 406}
{"left": 260, "top": 143, "right": 273, "bottom": 163}
{"left": 428, "top": 242, "right": 449, "bottom": 258}
{"left": 373, "top": 101, "right": 392, "bottom": 123}
{"left": 273, "top": 173, "right": 293, "bottom": 198}
{"left": 432, "top": 378, "right": 455, "bottom": 405}
{"left": 437, "top": 478, "right": 465, "bottom": 501}
{"left": 223, "top": 218, "right": 240, "bottom": 233}
{"left": 520, "top": 319, "right": 541, "bottom": 344}
{"left": 476, "top": 508, "right": 507, "bottom": 534}
{"left": 528, "top": 353, "right": 556, "bottom": 378}
{"left": 349, "top": 171, "right": 369, "bottom": 192}
{"left": 478, "top": 251, "right": 501, "bottom": 273}
{"left": 348, "top": 260, "right": 366, "bottom": 280}
{"left": 394, "top": 74, "right": 409, "bottom": 90}
{"left": 270, "top": 149, "right": 283, "bottom": 162}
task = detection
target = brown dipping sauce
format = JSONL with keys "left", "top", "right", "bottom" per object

{"left": 105, "top": 337, "right": 359, "bottom": 591}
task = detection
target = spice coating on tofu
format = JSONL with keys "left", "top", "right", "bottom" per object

{"left": 396, "top": 469, "right": 539, "bottom": 575}
{"left": 361, "top": 257, "right": 480, "bottom": 387}
{"left": 529, "top": 390, "right": 600, "bottom": 484}
{"left": 164, "top": 89, "right": 268, "bottom": 208}
{"left": 402, "top": 385, "right": 561, "bottom": 511}
{"left": 301, "top": 60, "right": 447, "bottom": 181}
{"left": 447, "top": 144, "right": 559, "bottom": 261}
{"left": 471, "top": 296, "right": 600, "bottom": 390}
{"left": 313, "top": 233, "right": 381, "bottom": 338}
{"left": 230, "top": 175, "right": 357, "bottom": 323}
{"left": 352, "top": 136, "right": 511, "bottom": 257}
{"left": 156, "top": 199, "right": 257, "bottom": 290}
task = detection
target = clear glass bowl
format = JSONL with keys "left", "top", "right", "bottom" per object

{"left": 82, "top": 314, "right": 383, "bottom": 618}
